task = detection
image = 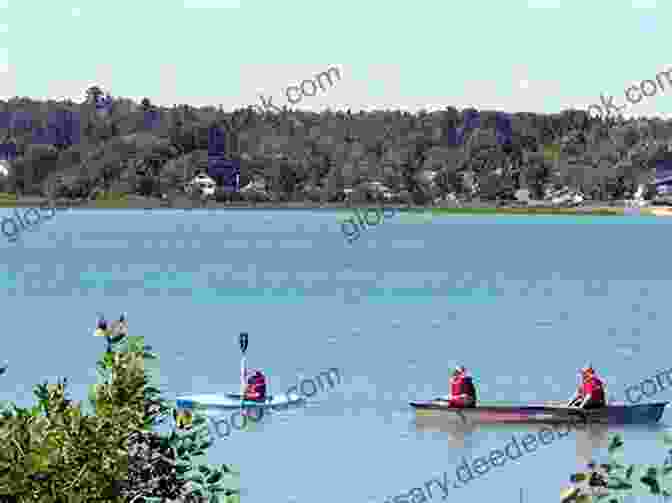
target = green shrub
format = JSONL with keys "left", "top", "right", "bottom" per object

{"left": 0, "top": 331, "right": 238, "bottom": 502}
{"left": 561, "top": 433, "right": 672, "bottom": 502}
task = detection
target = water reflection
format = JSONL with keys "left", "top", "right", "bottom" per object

{"left": 574, "top": 422, "right": 609, "bottom": 466}
{"left": 414, "top": 415, "right": 614, "bottom": 466}
{"left": 413, "top": 414, "right": 477, "bottom": 448}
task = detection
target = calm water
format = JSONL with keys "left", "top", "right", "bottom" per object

{"left": 0, "top": 209, "right": 670, "bottom": 502}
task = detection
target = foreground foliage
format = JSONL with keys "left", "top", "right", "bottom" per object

{"left": 561, "top": 433, "right": 672, "bottom": 502}
{"left": 0, "top": 332, "right": 239, "bottom": 502}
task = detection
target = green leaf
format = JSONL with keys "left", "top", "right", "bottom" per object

{"left": 606, "top": 477, "right": 633, "bottom": 490}
{"left": 176, "top": 460, "right": 192, "bottom": 469}
{"left": 207, "top": 471, "right": 223, "bottom": 485}
{"left": 608, "top": 435, "right": 624, "bottom": 455}
{"left": 641, "top": 473, "right": 661, "bottom": 494}
{"left": 626, "top": 465, "right": 635, "bottom": 480}
{"left": 109, "top": 334, "right": 125, "bottom": 345}
{"left": 191, "top": 487, "right": 206, "bottom": 497}
{"left": 213, "top": 487, "right": 238, "bottom": 494}
{"left": 571, "top": 472, "right": 588, "bottom": 483}
{"left": 176, "top": 464, "right": 191, "bottom": 475}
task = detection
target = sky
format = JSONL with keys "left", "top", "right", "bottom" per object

{"left": 0, "top": 0, "right": 669, "bottom": 118}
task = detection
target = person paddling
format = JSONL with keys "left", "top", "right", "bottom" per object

{"left": 238, "top": 333, "right": 267, "bottom": 403}
{"left": 567, "top": 365, "right": 606, "bottom": 409}
{"left": 446, "top": 366, "right": 477, "bottom": 408}
{"left": 243, "top": 369, "right": 267, "bottom": 402}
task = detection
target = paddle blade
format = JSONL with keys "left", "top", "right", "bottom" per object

{"left": 239, "top": 332, "right": 248, "bottom": 354}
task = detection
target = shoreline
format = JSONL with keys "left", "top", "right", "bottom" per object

{"left": 0, "top": 197, "right": 671, "bottom": 216}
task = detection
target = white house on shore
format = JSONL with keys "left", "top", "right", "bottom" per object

{"left": 185, "top": 173, "right": 216, "bottom": 197}
{"left": 0, "top": 160, "right": 9, "bottom": 178}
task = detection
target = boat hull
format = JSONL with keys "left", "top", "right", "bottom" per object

{"left": 409, "top": 401, "right": 668, "bottom": 425}
{"left": 176, "top": 393, "right": 304, "bottom": 410}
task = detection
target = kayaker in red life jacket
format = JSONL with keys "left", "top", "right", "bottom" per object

{"left": 244, "top": 369, "right": 267, "bottom": 402}
{"left": 447, "top": 366, "right": 477, "bottom": 408}
{"left": 567, "top": 365, "right": 606, "bottom": 409}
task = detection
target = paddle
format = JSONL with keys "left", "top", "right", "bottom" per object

{"left": 239, "top": 333, "right": 248, "bottom": 408}
{"left": 544, "top": 400, "right": 573, "bottom": 407}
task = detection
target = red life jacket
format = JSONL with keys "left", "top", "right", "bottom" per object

{"left": 580, "top": 376, "right": 605, "bottom": 404}
{"left": 450, "top": 374, "right": 463, "bottom": 397}
{"left": 449, "top": 374, "right": 477, "bottom": 407}
{"left": 244, "top": 370, "right": 267, "bottom": 401}
{"left": 451, "top": 374, "right": 475, "bottom": 398}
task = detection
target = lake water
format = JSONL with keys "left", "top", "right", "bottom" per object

{"left": 0, "top": 209, "right": 671, "bottom": 502}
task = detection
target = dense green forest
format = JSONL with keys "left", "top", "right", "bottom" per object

{"left": 1, "top": 86, "right": 671, "bottom": 206}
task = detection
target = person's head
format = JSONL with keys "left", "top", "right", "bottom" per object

{"left": 453, "top": 365, "right": 466, "bottom": 377}
{"left": 247, "top": 369, "right": 264, "bottom": 383}
{"left": 580, "top": 365, "right": 595, "bottom": 380}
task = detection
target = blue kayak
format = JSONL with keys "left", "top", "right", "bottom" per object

{"left": 176, "top": 392, "right": 304, "bottom": 410}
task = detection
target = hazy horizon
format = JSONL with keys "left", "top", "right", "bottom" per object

{"left": 0, "top": 1, "right": 669, "bottom": 119}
